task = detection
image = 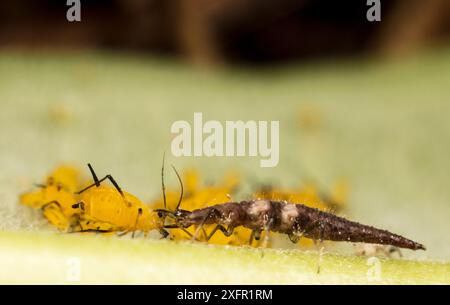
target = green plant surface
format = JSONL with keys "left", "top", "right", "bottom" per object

{"left": 1, "top": 231, "right": 448, "bottom": 284}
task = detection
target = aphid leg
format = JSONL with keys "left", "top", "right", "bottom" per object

{"left": 76, "top": 164, "right": 124, "bottom": 197}
{"left": 41, "top": 200, "right": 67, "bottom": 230}
{"left": 34, "top": 183, "right": 46, "bottom": 189}
{"left": 131, "top": 208, "right": 143, "bottom": 239}
{"left": 206, "top": 225, "right": 234, "bottom": 241}
{"left": 71, "top": 202, "right": 85, "bottom": 213}
{"left": 41, "top": 200, "right": 62, "bottom": 211}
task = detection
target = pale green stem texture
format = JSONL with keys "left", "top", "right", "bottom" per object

{"left": 0, "top": 231, "right": 448, "bottom": 284}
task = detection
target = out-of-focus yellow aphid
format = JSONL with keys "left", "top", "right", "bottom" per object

{"left": 328, "top": 179, "right": 349, "bottom": 210}
{"left": 48, "top": 103, "right": 72, "bottom": 125}
{"left": 19, "top": 165, "right": 84, "bottom": 230}
{"left": 72, "top": 164, "right": 162, "bottom": 236}
{"left": 149, "top": 169, "right": 257, "bottom": 246}
{"left": 297, "top": 103, "right": 324, "bottom": 131}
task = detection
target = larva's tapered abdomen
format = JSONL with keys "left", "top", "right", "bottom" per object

{"left": 298, "top": 206, "right": 426, "bottom": 250}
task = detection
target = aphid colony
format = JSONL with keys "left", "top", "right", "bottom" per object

{"left": 19, "top": 163, "right": 425, "bottom": 252}
{"left": 20, "top": 165, "right": 163, "bottom": 236}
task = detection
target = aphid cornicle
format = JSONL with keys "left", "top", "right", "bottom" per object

{"left": 71, "top": 164, "right": 164, "bottom": 237}
{"left": 157, "top": 199, "right": 426, "bottom": 251}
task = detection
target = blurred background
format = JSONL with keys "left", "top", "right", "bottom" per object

{"left": 0, "top": 1, "right": 449, "bottom": 260}
{"left": 1, "top": 0, "right": 450, "bottom": 63}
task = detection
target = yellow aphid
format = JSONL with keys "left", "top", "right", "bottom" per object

{"left": 74, "top": 186, "right": 161, "bottom": 235}
{"left": 72, "top": 164, "right": 162, "bottom": 236}
{"left": 329, "top": 179, "right": 349, "bottom": 210}
{"left": 19, "top": 165, "right": 84, "bottom": 230}
{"left": 45, "top": 165, "right": 82, "bottom": 192}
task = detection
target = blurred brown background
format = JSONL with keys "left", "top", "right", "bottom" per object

{"left": 1, "top": 0, "right": 450, "bottom": 65}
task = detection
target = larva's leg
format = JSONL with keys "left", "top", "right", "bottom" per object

{"left": 315, "top": 226, "right": 325, "bottom": 274}
{"left": 317, "top": 244, "right": 325, "bottom": 274}
{"left": 76, "top": 164, "right": 124, "bottom": 197}
{"left": 206, "top": 225, "right": 234, "bottom": 241}
{"left": 117, "top": 230, "right": 129, "bottom": 237}
{"left": 261, "top": 219, "right": 274, "bottom": 248}
{"left": 388, "top": 246, "right": 403, "bottom": 258}
{"left": 163, "top": 224, "right": 194, "bottom": 239}
{"left": 159, "top": 228, "right": 170, "bottom": 239}
{"left": 192, "top": 208, "right": 215, "bottom": 241}
{"left": 192, "top": 208, "right": 223, "bottom": 241}
{"left": 288, "top": 232, "right": 303, "bottom": 244}
{"left": 249, "top": 229, "right": 262, "bottom": 246}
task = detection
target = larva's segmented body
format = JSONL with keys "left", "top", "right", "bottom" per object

{"left": 159, "top": 200, "right": 425, "bottom": 250}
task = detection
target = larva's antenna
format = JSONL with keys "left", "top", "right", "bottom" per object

{"left": 171, "top": 164, "right": 184, "bottom": 211}
{"left": 161, "top": 152, "right": 167, "bottom": 210}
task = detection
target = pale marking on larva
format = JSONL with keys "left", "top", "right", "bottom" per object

{"left": 248, "top": 200, "right": 271, "bottom": 216}
{"left": 223, "top": 211, "right": 234, "bottom": 225}
{"left": 281, "top": 204, "right": 299, "bottom": 225}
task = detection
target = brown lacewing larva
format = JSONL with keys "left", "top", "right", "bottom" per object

{"left": 157, "top": 155, "right": 425, "bottom": 250}
{"left": 156, "top": 200, "right": 425, "bottom": 250}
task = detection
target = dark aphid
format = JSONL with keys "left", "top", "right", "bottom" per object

{"left": 157, "top": 200, "right": 425, "bottom": 250}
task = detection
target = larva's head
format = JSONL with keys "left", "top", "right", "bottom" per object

{"left": 155, "top": 208, "right": 192, "bottom": 228}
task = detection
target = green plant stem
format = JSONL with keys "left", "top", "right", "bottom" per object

{"left": 0, "top": 231, "right": 448, "bottom": 284}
